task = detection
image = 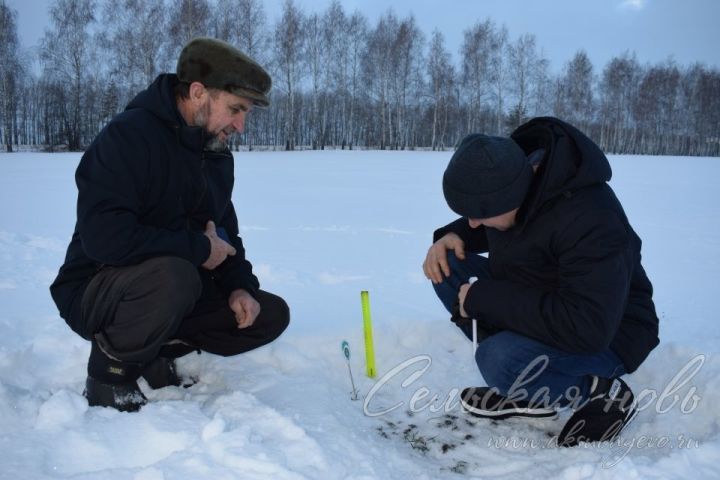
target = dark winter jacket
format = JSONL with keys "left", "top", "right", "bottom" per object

{"left": 434, "top": 117, "right": 659, "bottom": 373}
{"left": 50, "top": 74, "right": 259, "bottom": 339}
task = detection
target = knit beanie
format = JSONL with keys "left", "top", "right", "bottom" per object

{"left": 442, "top": 134, "right": 533, "bottom": 218}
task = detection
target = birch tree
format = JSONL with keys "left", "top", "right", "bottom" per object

{"left": 427, "top": 30, "right": 454, "bottom": 150}
{"left": 555, "top": 50, "right": 595, "bottom": 132}
{"left": 165, "top": 0, "right": 212, "bottom": 68}
{"left": 39, "top": 0, "right": 96, "bottom": 150}
{"left": 598, "top": 51, "right": 641, "bottom": 152}
{"left": 507, "top": 33, "right": 541, "bottom": 130}
{"left": 460, "top": 19, "right": 493, "bottom": 133}
{"left": 0, "top": 1, "right": 22, "bottom": 152}
{"left": 273, "top": 0, "right": 304, "bottom": 150}
{"left": 100, "top": 0, "right": 166, "bottom": 98}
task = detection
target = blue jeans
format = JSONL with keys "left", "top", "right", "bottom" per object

{"left": 433, "top": 252, "right": 626, "bottom": 406}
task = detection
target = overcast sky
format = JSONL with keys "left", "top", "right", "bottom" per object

{"left": 8, "top": 0, "right": 720, "bottom": 73}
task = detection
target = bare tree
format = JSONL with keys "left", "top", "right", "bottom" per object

{"left": 507, "top": 33, "right": 541, "bottom": 130}
{"left": 555, "top": 50, "right": 595, "bottom": 133}
{"left": 598, "top": 51, "right": 641, "bottom": 153}
{"left": 40, "top": 0, "right": 96, "bottom": 151}
{"left": 427, "top": 30, "right": 454, "bottom": 150}
{"left": 100, "top": 0, "right": 166, "bottom": 98}
{"left": 460, "top": 19, "right": 494, "bottom": 133}
{"left": 303, "top": 12, "right": 324, "bottom": 148}
{"left": 319, "top": 1, "right": 346, "bottom": 149}
{"left": 528, "top": 49, "right": 552, "bottom": 118}
{"left": 633, "top": 60, "right": 680, "bottom": 154}
{"left": 165, "top": 0, "right": 212, "bottom": 69}
{"left": 213, "top": 0, "right": 268, "bottom": 62}
{"left": 273, "top": 0, "right": 304, "bottom": 150}
{"left": 487, "top": 24, "right": 508, "bottom": 134}
{"left": 363, "top": 11, "right": 398, "bottom": 149}
{"left": 362, "top": 11, "right": 425, "bottom": 150}
{"left": 390, "top": 15, "right": 424, "bottom": 149}
{"left": 0, "top": 0, "right": 22, "bottom": 152}
{"left": 345, "top": 11, "right": 367, "bottom": 149}
{"left": 693, "top": 67, "right": 720, "bottom": 155}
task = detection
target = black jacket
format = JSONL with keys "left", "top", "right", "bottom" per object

{"left": 434, "top": 117, "right": 659, "bottom": 373}
{"left": 50, "top": 74, "right": 259, "bottom": 339}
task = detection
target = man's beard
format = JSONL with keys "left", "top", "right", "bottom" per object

{"left": 193, "top": 101, "right": 229, "bottom": 152}
{"left": 205, "top": 135, "right": 228, "bottom": 152}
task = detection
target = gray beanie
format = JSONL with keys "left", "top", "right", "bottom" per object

{"left": 442, "top": 134, "right": 533, "bottom": 218}
{"left": 177, "top": 37, "right": 272, "bottom": 107}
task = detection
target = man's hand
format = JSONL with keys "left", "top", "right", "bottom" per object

{"left": 458, "top": 283, "right": 472, "bottom": 318}
{"left": 228, "top": 289, "right": 261, "bottom": 329}
{"left": 423, "top": 233, "right": 465, "bottom": 284}
{"left": 202, "top": 221, "right": 236, "bottom": 270}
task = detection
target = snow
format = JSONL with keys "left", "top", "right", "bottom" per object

{"left": 0, "top": 150, "right": 719, "bottom": 479}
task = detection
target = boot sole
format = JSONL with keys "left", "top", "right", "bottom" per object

{"left": 461, "top": 397, "right": 557, "bottom": 419}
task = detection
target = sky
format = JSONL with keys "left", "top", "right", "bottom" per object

{"left": 7, "top": 0, "right": 720, "bottom": 73}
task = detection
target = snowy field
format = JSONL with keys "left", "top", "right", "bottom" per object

{"left": 0, "top": 150, "right": 719, "bottom": 479}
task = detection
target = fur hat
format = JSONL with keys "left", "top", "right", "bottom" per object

{"left": 443, "top": 134, "right": 533, "bottom": 218}
{"left": 176, "top": 37, "right": 272, "bottom": 107}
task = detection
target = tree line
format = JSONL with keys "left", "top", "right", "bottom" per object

{"left": 0, "top": 0, "right": 718, "bottom": 156}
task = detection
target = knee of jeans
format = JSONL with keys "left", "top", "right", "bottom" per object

{"left": 432, "top": 250, "right": 463, "bottom": 309}
{"left": 430, "top": 251, "right": 462, "bottom": 291}
{"left": 445, "top": 250, "right": 464, "bottom": 272}
{"left": 474, "top": 332, "right": 523, "bottom": 394}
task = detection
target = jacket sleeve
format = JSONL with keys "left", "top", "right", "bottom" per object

{"left": 76, "top": 122, "right": 210, "bottom": 267}
{"left": 463, "top": 209, "right": 632, "bottom": 354}
{"left": 433, "top": 218, "right": 489, "bottom": 253}
{"left": 212, "top": 200, "right": 260, "bottom": 298}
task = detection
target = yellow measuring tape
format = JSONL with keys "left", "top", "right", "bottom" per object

{"left": 361, "top": 290, "right": 376, "bottom": 378}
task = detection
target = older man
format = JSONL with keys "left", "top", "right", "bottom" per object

{"left": 50, "top": 38, "right": 289, "bottom": 412}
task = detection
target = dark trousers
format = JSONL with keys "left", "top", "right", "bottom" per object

{"left": 80, "top": 256, "right": 289, "bottom": 365}
{"left": 432, "top": 251, "right": 625, "bottom": 406}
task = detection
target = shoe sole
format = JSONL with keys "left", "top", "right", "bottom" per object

{"left": 84, "top": 377, "right": 147, "bottom": 413}
{"left": 461, "top": 397, "right": 556, "bottom": 420}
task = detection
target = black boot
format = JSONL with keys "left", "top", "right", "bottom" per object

{"left": 558, "top": 376, "right": 637, "bottom": 447}
{"left": 84, "top": 341, "right": 147, "bottom": 412}
{"left": 142, "top": 340, "right": 199, "bottom": 389}
{"left": 142, "top": 357, "right": 182, "bottom": 389}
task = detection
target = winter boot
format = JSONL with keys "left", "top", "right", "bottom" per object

{"left": 84, "top": 341, "right": 147, "bottom": 412}
{"left": 460, "top": 386, "right": 556, "bottom": 420}
{"left": 142, "top": 340, "right": 199, "bottom": 389}
{"left": 142, "top": 357, "right": 182, "bottom": 389}
{"left": 558, "top": 376, "right": 637, "bottom": 447}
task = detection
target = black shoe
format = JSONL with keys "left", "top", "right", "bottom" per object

{"left": 143, "top": 340, "right": 199, "bottom": 389}
{"left": 142, "top": 356, "right": 188, "bottom": 389}
{"left": 84, "top": 376, "right": 147, "bottom": 412}
{"left": 85, "top": 340, "right": 146, "bottom": 412}
{"left": 460, "top": 387, "right": 556, "bottom": 420}
{"left": 558, "top": 376, "right": 637, "bottom": 447}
